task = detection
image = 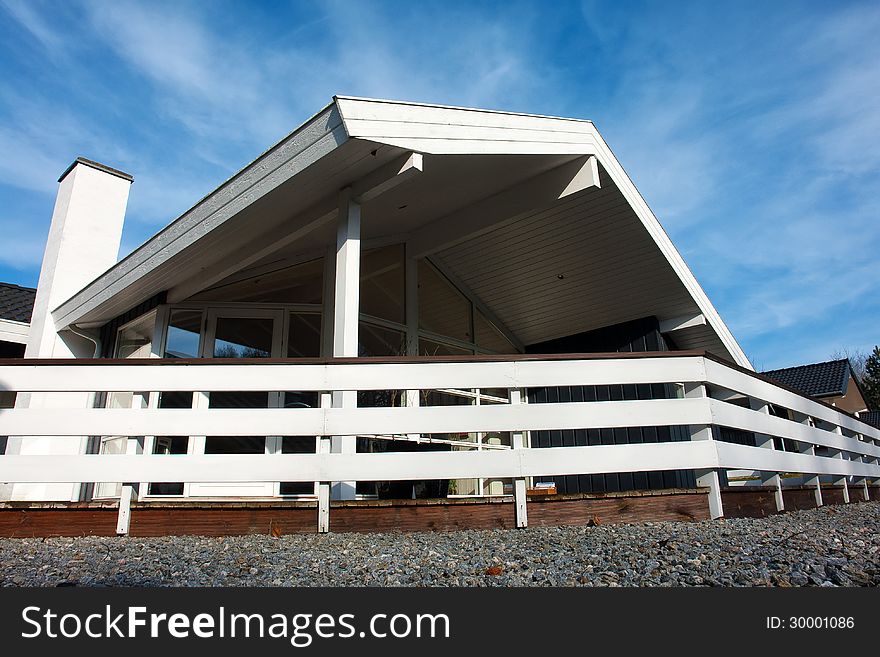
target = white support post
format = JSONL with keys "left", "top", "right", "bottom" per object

{"left": 404, "top": 244, "right": 420, "bottom": 437}
{"left": 116, "top": 483, "right": 134, "bottom": 536}
{"left": 318, "top": 392, "right": 332, "bottom": 533}
{"left": 751, "top": 399, "right": 784, "bottom": 512}
{"left": 797, "top": 440, "right": 823, "bottom": 507}
{"left": 831, "top": 427, "right": 850, "bottom": 504}
{"left": 858, "top": 446, "right": 870, "bottom": 502}
{"left": 509, "top": 388, "right": 528, "bottom": 529}
{"left": 685, "top": 383, "right": 723, "bottom": 519}
{"left": 330, "top": 189, "right": 360, "bottom": 501}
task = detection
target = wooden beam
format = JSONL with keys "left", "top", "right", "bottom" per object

{"left": 352, "top": 152, "right": 423, "bottom": 203}
{"left": 408, "top": 155, "right": 600, "bottom": 258}
{"left": 659, "top": 313, "right": 706, "bottom": 333}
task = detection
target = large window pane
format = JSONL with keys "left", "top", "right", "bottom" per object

{"left": 205, "top": 390, "right": 269, "bottom": 454}
{"left": 213, "top": 317, "right": 273, "bottom": 358}
{"left": 475, "top": 309, "right": 516, "bottom": 353}
{"left": 359, "top": 323, "right": 405, "bottom": 407}
{"left": 280, "top": 436, "right": 317, "bottom": 496}
{"left": 360, "top": 244, "right": 405, "bottom": 323}
{"left": 359, "top": 322, "right": 405, "bottom": 357}
{"left": 418, "top": 260, "right": 471, "bottom": 343}
{"left": 418, "top": 338, "right": 472, "bottom": 357}
{"left": 165, "top": 310, "right": 202, "bottom": 358}
{"left": 148, "top": 436, "right": 187, "bottom": 496}
{"left": 116, "top": 313, "right": 154, "bottom": 359}
{"left": 288, "top": 313, "right": 321, "bottom": 358}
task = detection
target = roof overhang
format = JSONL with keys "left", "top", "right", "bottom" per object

{"left": 50, "top": 95, "right": 751, "bottom": 369}
{"left": 0, "top": 318, "right": 29, "bottom": 345}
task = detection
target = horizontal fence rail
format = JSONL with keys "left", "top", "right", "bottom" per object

{"left": 1, "top": 352, "right": 878, "bottom": 533}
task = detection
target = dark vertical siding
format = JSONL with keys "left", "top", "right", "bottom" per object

{"left": 525, "top": 316, "right": 697, "bottom": 494}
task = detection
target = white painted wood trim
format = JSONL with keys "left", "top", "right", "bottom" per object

{"left": 0, "top": 397, "right": 713, "bottom": 437}
{"left": 0, "top": 356, "right": 708, "bottom": 392}
{"left": 0, "top": 318, "right": 29, "bottom": 344}
{"left": 0, "top": 440, "right": 720, "bottom": 484}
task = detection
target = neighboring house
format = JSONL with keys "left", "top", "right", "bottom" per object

{"left": 0, "top": 282, "right": 34, "bottom": 454}
{"left": 764, "top": 359, "right": 869, "bottom": 415}
{"left": 0, "top": 96, "right": 877, "bottom": 536}
{"left": 0, "top": 282, "right": 33, "bottom": 357}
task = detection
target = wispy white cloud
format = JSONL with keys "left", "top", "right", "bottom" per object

{"left": 0, "top": 0, "right": 64, "bottom": 52}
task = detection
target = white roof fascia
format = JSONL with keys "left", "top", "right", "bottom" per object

{"left": 587, "top": 128, "right": 752, "bottom": 369}
{"left": 52, "top": 101, "right": 348, "bottom": 329}
{"left": 0, "top": 318, "right": 29, "bottom": 344}
{"left": 335, "top": 96, "right": 600, "bottom": 155}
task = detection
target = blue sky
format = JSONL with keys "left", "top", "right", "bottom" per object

{"left": 0, "top": 0, "right": 877, "bottom": 370}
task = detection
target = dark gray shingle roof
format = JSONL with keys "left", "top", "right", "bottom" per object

{"left": 859, "top": 411, "right": 880, "bottom": 429}
{"left": 763, "top": 359, "right": 851, "bottom": 398}
{"left": 0, "top": 282, "right": 37, "bottom": 323}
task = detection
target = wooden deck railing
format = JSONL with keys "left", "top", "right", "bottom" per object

{"left": 0, "top": 351, "right": 878, "bottom": 533}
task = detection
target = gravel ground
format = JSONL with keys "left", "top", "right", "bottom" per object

{"left": 2, "top": 502, "right": 879, "bottom": 587}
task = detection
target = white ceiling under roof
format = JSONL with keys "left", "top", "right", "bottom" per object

{"left": 51, "top": 95, "right": 750, "bottom": 368}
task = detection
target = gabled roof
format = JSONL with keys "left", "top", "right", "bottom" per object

{"left": 0, "top": 282, "right": 36, "bottom": 323}
{"left": 859, "top": 411, "right": 880, "bottom": 429}
{"left": 763, "top": 359, "right": 851, "bottom": 398}
{"left": 47, "top": 95, "right": 751, "bottom": 368}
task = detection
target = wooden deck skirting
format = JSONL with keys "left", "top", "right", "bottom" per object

{"left": 0, "top": 489, "right": 708, "bottom": 538}
{"left": 721, "top": 484, "right": 879, "bottom": 519}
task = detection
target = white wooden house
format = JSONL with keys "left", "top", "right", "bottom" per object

{"left": 0, "top": 97, "right": 877, "bottom": 535}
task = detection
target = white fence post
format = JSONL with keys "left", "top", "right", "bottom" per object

{"left": 509, "top": 388, "right": 528, "bottom": 529}
{"left": 858, "top": 443, "right": 870, "bottom": 501}
{"left": 831, "top": 427, "right": 850, "bottom": 503}
{"left": 797, "top": 415, "right": 822, "bottom": 507}
{"left": 685, "top": 383, "right": 723, "bottom": 519}
{"left": 318, "top": 392, "right": 332, "bottom": 533}
{"left": 751, "top": 399, "right": 784, "bottom": 512}
{"left": 116, "top": 483, "right": 134, "bottom": 536}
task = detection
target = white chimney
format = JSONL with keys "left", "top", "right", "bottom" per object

{"left": 4, "top": 158, "right": 132, "bottom": 502}
{"left": 25, "top": 157, "right": 132, "bottom": 358}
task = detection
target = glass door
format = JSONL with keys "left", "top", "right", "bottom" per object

{"left": 187, "top": 308, "right": 283, "bottom": 497}
{"left": 95, "top": 312, "right": 156, "bottom": 499}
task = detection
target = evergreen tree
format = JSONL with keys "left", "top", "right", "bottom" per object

{"left": 864, "top": 346, "right": 880, "bottom": 410}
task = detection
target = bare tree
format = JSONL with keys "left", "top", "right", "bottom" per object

{"left": 830, "top": 348, "right": 869, "bottom": 382}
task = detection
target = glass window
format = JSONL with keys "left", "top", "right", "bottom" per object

{"left": 205, "top": 436, "right": 266, "bottom": 454}
{"left": 148, "top": 437, "right": 188, "bottom": 496}
{"left": 360, "top": 244, "right": 405, "bottom": 323}
{"left": 213, "top": 317, "right": 273, "bottom": 358}
{"left": 418, "top": 338, "right": 472, "bottom": 357}
{"left": 474, "top": 309, "right": 516, "bottom": 353}
{"left": 116, "top": 313, "right": 155, "bottom": 359}
{"left": 280, "top": 437, "right": 317, "bottom": 496}
{"left": 418, "top": 260, "right": 472, "bottom": 343}
{"left": 164, "top": 310, "right": 202, "bottom": 358}
{"left": 188, "top": 257, "right": 324, "bottom": 304}
{"left": 359, "top": 322, "right": 406, "bottom": 357}
{"left": 288, "top": 313, "right": 321, "bottom": 358}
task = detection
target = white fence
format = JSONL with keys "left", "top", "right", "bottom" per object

{"left": 1, "top": 353, "right": 878, "bottom": 533}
